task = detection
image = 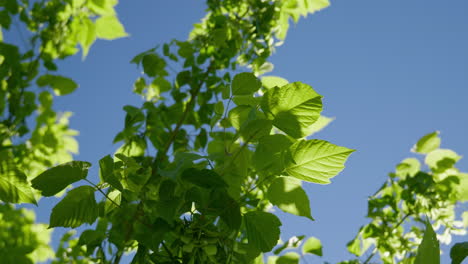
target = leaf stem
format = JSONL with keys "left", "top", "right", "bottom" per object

{"left": 84, "top": 179, "right": 121, "bottom": 209}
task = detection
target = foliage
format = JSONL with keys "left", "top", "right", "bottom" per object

{"left": 1, "top": 1, "right": 467, "bottom": 264}
{"left": 340, "top": 132, "right": 468, "bottom": 264}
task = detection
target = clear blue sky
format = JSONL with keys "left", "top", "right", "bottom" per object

{"left": 24, "top": 0, "right": 468, "bottom": 263}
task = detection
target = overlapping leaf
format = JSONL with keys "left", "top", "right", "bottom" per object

{"left": 49, "top": 186, "right": 99, "bottom": 228}
{"left": 261, "top": 82, "right": 322, "bottom": 138}
{"left": 267, "top": 177, "right": 313, "bottom": 220}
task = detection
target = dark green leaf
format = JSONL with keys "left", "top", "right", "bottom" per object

{"left": 241, "top": 119, "right": 272, "bottom": 142}
{"left": 32, "top": 161, "right": 91, "bottom": 196}
{"left": 49, "top": 186, "right": 99, "bottom": 228}
{"left": 245, "top": 211, "right": 281, "bottom": 252}
{"left": 181, "top": 168, "right": 227, "bottom": 189}
{"left": 450, "top": 242, "right": 468, "bottom": 264}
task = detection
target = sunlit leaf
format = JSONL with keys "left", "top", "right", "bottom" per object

{"left": 413, "top": 131, "right": 441, "bottom": 154}
{"left": 95, "top": 15, "right": 128, "bottom": 40}
{"left": 276, "top": 252, "right": 300, "bottom": 264}
{"left": 261, "top": 82, "right": 322, "bottom": 138}
{"left": 261, "top": 76, "right": 288, "bottom": 89}
{"left": 231, "top": 72, "right": 262, "bottom": 95}
{"left": 302, "top": 237, "right": 323, "bottom": 256}
{"left": 0, "top": 161, "right": 36, "bottom": 204}
{"left": 267, "top": 177, "right": 313, "bottom": 220}
{"left": 283, "top": 139, "right": 354, "bottom": 184}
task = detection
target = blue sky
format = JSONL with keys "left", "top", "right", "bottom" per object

{"left": 19, "top": 0, "right": 468, "bottom": 263}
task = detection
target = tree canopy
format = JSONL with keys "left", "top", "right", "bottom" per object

{"left": 0, "top": 0, "right": 467, "bottom": 263}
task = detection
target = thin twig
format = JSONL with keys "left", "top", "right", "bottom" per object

{"left": 84, "top": 179, "right": 121, "bottom": 208}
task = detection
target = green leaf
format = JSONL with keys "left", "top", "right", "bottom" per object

{"left": 302, "top": 237, "right": 323, "bottom": 256}
{"left": 49, "top": 186, "right": 99, "bottom": 228}
{"left": 253, "top": 134, "right": 294, "bottom": 173}
{"left": 425, "top": 149, "right": 461, "bottom": 172}
{"left": 305, "top": 0, "right": 330, "bottom": 13}
{"left": 231, "top": 72, "right": 262, "bottom": 95}
{"left": 450, "top": 242, "right": 468, "bottom": 264}
{"left": 462, "top": 211, "right": 468, "bottom": 227}
{"left": 0, "top": 161, "right": 36, "bottom": 204}
{"left": 241, "top": 119, "right": 272, "bottom": 142}
{"left": 456, "top": 173, "right": 468, "bottom": 201}
{"left": 267, "top": 177, "right": 313, "bottom": 220}
{"left": 261, "top": 76, "right": 288, "bottom": 89}
{"left": 395, "top": 158, "right": 421, "bottom": 178}
{"left": 305, "top": 115, "right": 334, "bottom": 135}
{"left": 78, "top": 17, "right": 96, "bottom": 58}
{"left": 261, "top": 82, "right": 323, "bottom": 138}
{"left": 276, "top": 252, "right": 300, "bottom": 264}
{"left": 229, "top": 105, "right": 253, "bottom": 130}
{"left": 414, "top": 220, "right": 440, "bottom": 264}
{"left": 95, "top": 15, "right": 128, "bottom": 40}
{"left": 283, "top": 139, "right": 354, "bottom": 184}
{"left": 245, "top": 211, "right": 281, "bottom": 252}
{"left": 36, "top": 74, "right": 78, "bottom": 96}
{"left": 181, "top": 168, "right": 228, "bottom": 189}
{"left": 413, "top": 131, "right": 441, "bottom": 154}
{"left": 142, "top": 53, "right": 166, "bottom": 77}
{"left": 32, "top": 161, "right": 91, "bottom": 197}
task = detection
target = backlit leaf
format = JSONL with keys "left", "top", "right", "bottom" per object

{"left": 231, "top": 72, "right": 262, "bottom": 95}
{"left": 413, "top": 131, "right": 441, "bottom": 154}
{"left": 0, "top": 161, "right": 36, "bottom": 204}
{"left": 32, "top": 161, "right": 91, "bottom": 197}
{"left": 49, "top": 186, "right": 99, "bottom": 228}
{"left": 95, "top": 15, "right": 128, "bottom": 40}
{"left": 283, "top": 139, "right": 354, "bottom": 184}
{"left": 261, "top": 82, "right": 322, "bottom": 138}
{"left": 267, "top": 177, "right": 313, "bottom": 220}
{"left": 302, "top": 237, "right": 323, "bottom": 256}
{"left": 261, "top": 76, "right": 288, "bottom": 89}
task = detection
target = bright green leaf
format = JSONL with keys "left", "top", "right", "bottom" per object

{"left": 261, "top": 82, "right": 322, "bottom": 138}
{"left": 231, "top": 72, "right": 262, "bottom": 95}
{"left": 261, "top": 76, "right": 288, "bottom": 89}
{"left": 32, "top": 161, "right": 91, "bottom": 197}
{"left": 302, "top": 237, "right": 323, "bottom": 256}
{"left": 462, "top": 211, "right": 468, "bottom": 227}
{"left": 396, "top": 158, "right": 421, "bottom": 178}
{"left": 95, "top": 15, "right": 128, "bottom": 40}
{"left": 36, "top": 74, "right": 78, "bottom": 96}
{"left": 283, "top": 139, "right": 354, "bottom": 184}
{"left": 450, "top": 242, "right": 468, "bottom": 264}
{"left": 0, "top": 161, "right": 36, "bottom": 204}
{"left": 78, "top": 17, "right": 96, "bottom": 58}
{"left": 305, "top": 115, "right": 334, "bottom": 135}
{"left": 414, "top": 220, "right": 440, "bottom": 264}
{"left": 425, "top": 149, "right": 461, "bottom": 171}
{"left": 49, "top": 186, "right": 99, "bottom": 228}
{"left": 245, "top": 211, "right": 281, "bottom": 252}
{"left": 277, "top": 252, "right": 300, "bottom": 264}
{"left": 456, "top": 173, "right": 468, "bottom": 201}
{"left": 413, "top": 131, "right": 441, "bottom": 154}
{"left": 267, "top": 177, "right": 313, "bottom": 220}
